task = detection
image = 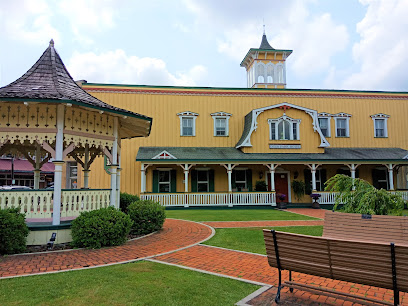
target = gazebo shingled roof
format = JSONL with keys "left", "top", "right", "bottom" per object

{"left": 0, "top": 40, "right": 152, "bottom": 138}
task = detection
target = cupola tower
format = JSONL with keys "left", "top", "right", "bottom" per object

{"left": 240, "top": 30, "right": 292, "bottom": 89}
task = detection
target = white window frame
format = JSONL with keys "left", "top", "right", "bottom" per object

{"left": 177, "top": 111, "right": 198, "bottom": 136}
{"left": 158, "top": 170, "right": 171, "bottom": 193}
{"left": 268, "top": 115, "right": 301, "bottom": 140}
{"left": 234, "top": 169, "right": 247, "bottom": 191}
{"left": 333, "top": 113, "right": 351, "bottom": 137}
{"left": 371, "top": 113, "right": 389, "bottom": 138}
{"left": 197, "top": 170, "right": 209, "bottom": 192}
{"left": 317, "top": 113, "right": 331, "bottom": 138}
{"left": 211, "top": 112, "right": 232, "bottom": 137}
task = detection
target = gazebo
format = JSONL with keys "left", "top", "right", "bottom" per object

{"left": 0, "top": 40, "right": 152, "bottom": 226}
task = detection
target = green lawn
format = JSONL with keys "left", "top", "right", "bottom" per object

{"left": 0, "top": 261, "right": 258, "bottom": 306}
{"left": 165, "top": 208, "right": 319, "bottom": 221}
{"left": 203, "top": 226, "right": 323, "bottom": 255}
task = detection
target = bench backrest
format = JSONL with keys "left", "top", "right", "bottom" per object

{"left": 323, "top": 210, "right": 408, "bottom": 245}
{"left": 263, "top": 230, "right": 408, "bottom": 292}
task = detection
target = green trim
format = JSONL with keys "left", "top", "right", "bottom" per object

{"left": 0, "top": 97, "right": 153, "bottom": 123}
{"left": 83, "top": 83, "right": 408, "bottom": 95}
{"left": 137, "top": 158, "right": 408, "bottom": 163}
{"left": 27, "top": 222, "right": 72, "bottom": 231}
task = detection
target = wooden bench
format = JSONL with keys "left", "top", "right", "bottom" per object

{"left": 323, "top": 210, "right": 408, "bottom": 245}
{"left": 263, "top": 230, "right": 408, "bottom": 305}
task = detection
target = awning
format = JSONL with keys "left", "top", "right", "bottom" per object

{"left": 0, "top": 159, "right": 54, "bottom": 173}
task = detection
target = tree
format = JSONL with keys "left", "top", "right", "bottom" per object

{"left": 325, "top": 174, "right": 404, "bottom": 215}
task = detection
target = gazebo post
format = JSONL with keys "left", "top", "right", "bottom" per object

{"left": 52, "top": 104, "right": 65, "bottom": 225}
{"left": 83, "top": 144, "right": 90, "bottom": 189}
{"left": 33, "top": 144, "right": 41, "bottom": 189}
{"left": 110, "top": 117, "right": 119, "bottom": 208}
{"left": 116, "top": 145, "right": 121, "bottom": 209}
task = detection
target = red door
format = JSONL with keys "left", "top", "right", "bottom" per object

{"left": 268, "top": 173, "right": 289, "bottom": 203}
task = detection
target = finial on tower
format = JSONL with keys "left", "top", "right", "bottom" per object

{"left": 263, "top": 19, "right": 265, "bottom": 35}
{"left": 49, "top": 39, "right": 54, "bottom": 47}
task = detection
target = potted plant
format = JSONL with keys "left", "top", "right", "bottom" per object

{"left": 310, "top": 193, "right": 321, "bottom": 209}
{"left": 291, "top": 180, "right": 305, "bottom": 201}
{"left": 277, "top": 193, "right": 287, "bottom": 209}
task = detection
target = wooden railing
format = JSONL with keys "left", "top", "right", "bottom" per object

{"left": 0, "top": 189, "right": 110, "bottom": 219}
{"left": 140, "top": 192, "right": 276, "bottom": 207}
{"left": 318, "top": 190, "right": 408, "bottom": 205}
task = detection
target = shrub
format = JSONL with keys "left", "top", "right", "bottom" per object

{"left": 127, "top": 200, "right": 166, "bottom": 235}
{"left": 120, "top": 192, "right": 140, "bottom": 213}
{"left": 0, "top": 208, "right": 29, "bottom": 255}
{"left": 325, "top": 174, "right": 404, "bottom": 215}
{"left": 71, "top": 207, "right": 133, "bottom": 249}
{"left": 255, "top": 180, "right": 267, "bottom": 191}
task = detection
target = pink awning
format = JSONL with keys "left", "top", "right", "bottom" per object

{"left": 0, "top": 159, "right": 54, "bottom": 173}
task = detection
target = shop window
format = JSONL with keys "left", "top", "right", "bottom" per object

{"left": 232, "top": 169, "right": 252, "bottom": 192}
{"left": 191, "top": 169, "right": 214, "bottom": 192}
{"left": 153, "top": 169, "right": 177, "bottom": 193}
{"left": 66, "top": 161, "right": 78, "bottom": 189}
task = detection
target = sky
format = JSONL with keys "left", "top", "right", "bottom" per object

{"left": 1, "top": 0, "right": 408, "bottom": 91}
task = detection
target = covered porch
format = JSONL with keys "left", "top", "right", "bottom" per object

{"left": 0, "top": 40, "right": 152, "bottom": 227}
{"left": 137, "top": 147, "right": 408, "bottom": 207}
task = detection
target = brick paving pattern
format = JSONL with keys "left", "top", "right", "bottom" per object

{"left": 286, "top": 208, "right": 326, "bottom": 219}
{"left": 0, "top": 219, "right": 212, "bottom": 278}
{"left": 203, "top": 220, "right": 324, "bottom": 228}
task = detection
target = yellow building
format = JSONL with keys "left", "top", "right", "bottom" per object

{"left": 81, "top": 33, "right": 408, "bottom": 207}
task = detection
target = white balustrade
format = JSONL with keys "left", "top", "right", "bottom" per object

{"left": 141, "top": 192, "right": 276, "bottom": 207}
{"left": 0, "top": 189, "right": 110, "bottom": 219}
{"left": 390, "top": 190, "right": 408, "bottom": 201}
{"left": 318, "top": 192, "right": 340, "bottom": 205}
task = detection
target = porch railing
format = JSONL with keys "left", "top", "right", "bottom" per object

{"left": 140, "top": 192, "right": 276, "bottom": 207}
{"left": 318, "top": 190, "right": 408, "bottom": 205}
{"left": 0, "top": 189, "right": 110, "bottom": 219}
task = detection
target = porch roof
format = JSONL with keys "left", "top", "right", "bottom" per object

{"left": 136, "top": 147, "right": 408, "bottom": 163}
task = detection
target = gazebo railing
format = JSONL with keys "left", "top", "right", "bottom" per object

{"left": 0, "top": 189, "right": 110, "bottom": 219}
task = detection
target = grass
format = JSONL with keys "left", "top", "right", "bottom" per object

{"left": 203, "top": 226, "right": 323, "bottom": 255}
{"left": 165, "top": 208, "right": 319, "bottom": 221}
{"left": 0, "top": 261, "right": 258, "bottom": 306}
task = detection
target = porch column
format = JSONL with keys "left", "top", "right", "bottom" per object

{"left": 385, "top": 164, "right": 396, "bottom": 190}
{"left": 178, "top": 164, "right": 194, "bottom": 192}
{"left": 223, "top": 164, "right": 237, "bottom": 192}
{"left": 306, "top": 164, "right": 320, "bottom": 192}
{"left": 346, "top": 164, "right": 360, "bottom": 190}
{"left": 110, "top": 117, "right": 119, "bottom": 208}
{"left": 83, "top": 144, "right": 90, "bottom": 189}
{"left": 140, "top": 164, "right": 151, "bottom": 193}
{"left": 53, "top": 104, "right": 65, "bottom": 225}
{"left": 33, "top": 144, "right": 41, "bottom": 189}
{"left": 265, "top": 164, "right": 279, "bottom": 191}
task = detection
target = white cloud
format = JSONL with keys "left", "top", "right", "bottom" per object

{"left": 0, "top": 0, "right": 60, "bottom": 44}
{"left": 67, "top": 49, "right": 208, "bottom": 86}
{"left": 184, "top": 0, "right": 348, "bottom": 78}
{"left": 342, "top": 0, "right": 408, "bottom": 90}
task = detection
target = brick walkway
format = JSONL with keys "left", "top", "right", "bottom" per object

{"left": 203, "top": 220, "right": 324, "bottom": 228}
{"left": 287, "top": 208, "right": 326, "bottom": 219}
{"left": 0, "top": 219, "right": 213, "bottom": 278}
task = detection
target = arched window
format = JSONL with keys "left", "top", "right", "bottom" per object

{"left": 257, "top": 64, "right": 265, "bottom": 83}
{"left": 268, "top": 115, "right": 301, "bottom": 140}
{"left": 267, "top": 64, "right": 274, "bottom": 83}
{"left": 276, "top": 65, "right": 284, "bottom": 83}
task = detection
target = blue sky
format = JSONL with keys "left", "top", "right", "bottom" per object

{"left": 1, "top": 0, "right": 408, "bottom": 91}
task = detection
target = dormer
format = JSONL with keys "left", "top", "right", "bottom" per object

{"left": 240, "top": 31, "right": 292, "bottom": 89}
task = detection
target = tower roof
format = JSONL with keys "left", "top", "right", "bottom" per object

{"left": 259, "top": 34, "right": 274, "bottom": 50}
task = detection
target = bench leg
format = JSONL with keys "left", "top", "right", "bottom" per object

{"left": 289, "top": 271, "right": 293, "bottom": 293}
{"left": 275, "top": 266, "right": 282, "bottom": 303}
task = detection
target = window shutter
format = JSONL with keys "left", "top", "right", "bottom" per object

{"left": 153, "top": 170, "right": 159, "bottom": 193}
{"left": 247, "top": 169, "right": 253, "bottom": 191}
{"left": 232, "top": 170, "right": 236, "bottom": 190}
{"left": 320, "top": 169, "right": 327, "bottom": 191}
{"left": 171, "top": 170, "right": 177, "bottom": 192}
{"left": 304, "top": 169, "right": 312, "bottom": 195}
{"left": 209, "top": 170, "right": 215, "bottom": 192}
{"left": 191, "top": 170, "right": 197, "bottom": 192}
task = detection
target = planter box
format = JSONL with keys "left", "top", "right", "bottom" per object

{"left": 277, "top": 202, "right": 287, "bottom": 209}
